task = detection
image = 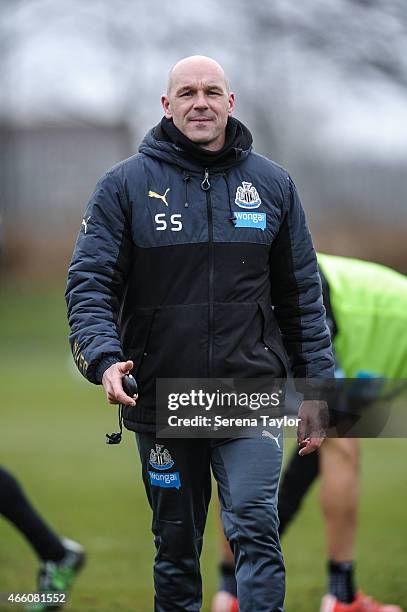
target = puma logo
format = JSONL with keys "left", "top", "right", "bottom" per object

{"left": 81, "top": 216, "right": 91, "bottom": 234}
{"left": 148, "top": 188, "right": 170, "bottom": 206}
{"left": 262, "top": 430, "right": 281, "bottom": 448}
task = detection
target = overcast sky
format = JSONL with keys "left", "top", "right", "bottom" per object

{"left": 1, "top": 0, "right": 407, "bottom": 160}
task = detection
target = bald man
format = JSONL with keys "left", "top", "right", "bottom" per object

{"left": 66, "top": 56, "right": 334, "bottom": 611}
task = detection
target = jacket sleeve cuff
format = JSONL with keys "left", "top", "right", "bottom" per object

{"left": 296, "top": 378, "right": 335, "bottom": 401}
{"left": 302, "top": 388, "right": 325, "bottom": 401}
{"left": 95, "top": 355, "right": 122, "bottom": 384}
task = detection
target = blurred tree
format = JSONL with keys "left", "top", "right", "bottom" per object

{"left": 1, "top": 0, "right": 407, "bottom": 274}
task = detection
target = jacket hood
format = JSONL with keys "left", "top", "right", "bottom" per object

{"left": 139, "top": 116, "right": 253, "bottom": 173}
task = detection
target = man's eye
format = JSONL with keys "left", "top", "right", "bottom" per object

{"left": 208, "top": 91, "right": 221, "bottom": 95}
{"left": 180, "top": 91, "right": 193, "bottom": 97}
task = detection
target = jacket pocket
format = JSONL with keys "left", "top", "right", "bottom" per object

{"left": 126, "top": 303, "right": 208, "bottom": 404}
{"left": 139, "top": 303, "right": 208, "bottom": 381}
{"left": 122, "top": 306, "right": 157, "bottom": 377}
{"left": 258, "top": 302, "right": 289, "bottom": 377}
{"left": 213, "top": 302, "right": 286, "bottom": 379}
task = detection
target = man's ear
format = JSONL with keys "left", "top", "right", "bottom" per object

{"left": 228, "top": 92, "right": 235, "bottom": 116}
{"left": 161, "top": 94, "right": 172, "bottom": 119}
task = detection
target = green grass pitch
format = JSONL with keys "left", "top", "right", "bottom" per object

{"left": 0, "top": 284, "right": 406, "bottom": 611}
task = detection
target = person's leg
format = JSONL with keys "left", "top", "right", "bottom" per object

{"left": 319, "top": 438, "right": 359, "bottom": 603}
{"left": 212, "top": 445, "right": 320, "bottom": 610}
{"left": 319, "top": 438, "right": 402, "bottom": 612}
{"left": 211, "top": 435, "right": 285, "bottom": 612}
{"left": 278, "top": 447, "right": 320, "bottom": 536}
{"left": 211, "top": 515, "right": 238, "bottom": 612}
{"left": 217, "top": 522, "right": 236, "bottom": 592}
{"left": 0, "top": 466, "right": 66, "bottom": 562}
{"left": 136, "top": 435, "right": 211, "bottom": 612}
{"left": 0, "top": 466, "right": 85, "bottom": 611}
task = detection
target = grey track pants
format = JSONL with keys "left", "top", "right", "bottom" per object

{"left": 136, "top": 434, "right": 285, "bottom": 612}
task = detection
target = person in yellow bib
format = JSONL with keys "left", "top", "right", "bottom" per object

{"left": 212, "top": 253, "right": 406, "bottom": 612}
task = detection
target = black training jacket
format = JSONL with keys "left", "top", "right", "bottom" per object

{"left": 66, "top": 119, "right": 334, "bottom": 432}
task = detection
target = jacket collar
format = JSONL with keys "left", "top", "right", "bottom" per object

{"left": 139, "top": 116, "right": 252, "bottom": 173}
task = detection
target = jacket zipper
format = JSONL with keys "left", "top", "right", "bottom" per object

{"left": 201, "top": 168, "right": 213, "bottom": 377}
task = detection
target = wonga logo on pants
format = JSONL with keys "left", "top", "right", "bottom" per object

{"left": 148, "top": 471, "right": 181, "bottom": 489}
{"left": 148, "top": 444, "right": 181, "bottom": 489}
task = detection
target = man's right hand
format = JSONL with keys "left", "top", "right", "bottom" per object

{"left": 102, "top": 360, "right": 137, "bottom": 406}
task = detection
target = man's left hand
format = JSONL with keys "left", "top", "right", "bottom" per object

{"left": 297, "top": 400, "right": 329, "bottom": 456}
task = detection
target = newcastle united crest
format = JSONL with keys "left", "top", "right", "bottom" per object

{"left": 235, "top": 181, "right": 261, "bottom": 209}
{"left": 149, "top": 444, "right": 174, "bottom": 471}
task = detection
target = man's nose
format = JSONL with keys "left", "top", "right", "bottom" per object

{"left": 193, "top": 92, "right": 209, "bottom": 109}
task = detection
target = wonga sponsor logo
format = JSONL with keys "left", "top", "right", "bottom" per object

{"left": 148, "top": 471, "right": 181, "bottom": 489}
{"left": 148, "top": 444, "right": 181, "bottom": 489}
{"left": 233, "top": 211, "right": 266, "bottom": 230}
